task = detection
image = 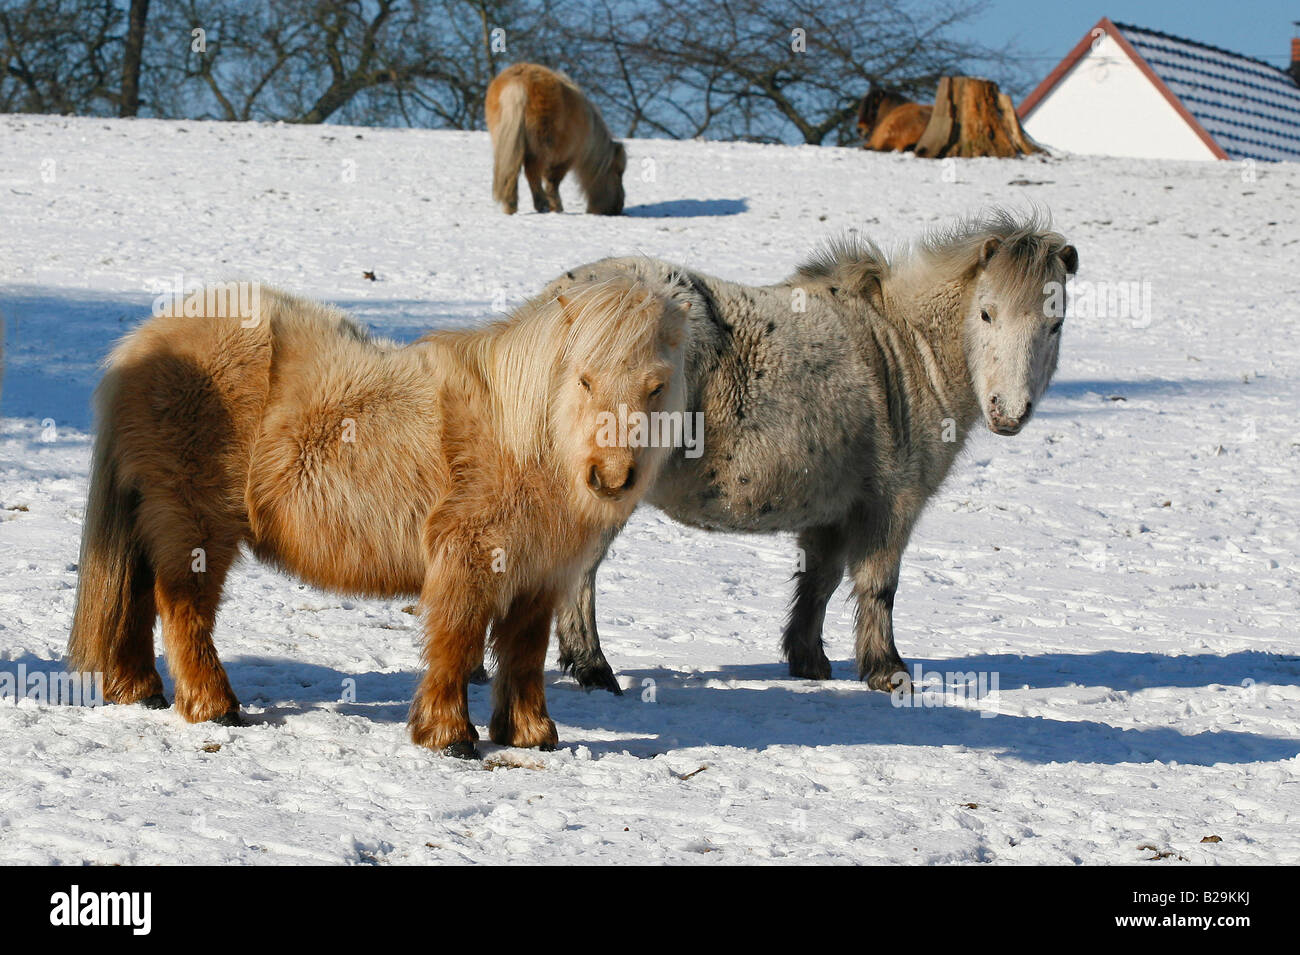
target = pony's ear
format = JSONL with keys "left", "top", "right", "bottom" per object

{"left": 658, "top": 300, "right": 690, "bottom": 348}
{"left": 555, "top": 293, "right": 578, "bottom": 324}
{"left": 1059, "top": 244, "right": 1079, "bottom": 275}
{"left": 868, "top": 273, "right": 885, "bottom": 313}
{"left": 979, "top": 237, "right": 1001, "bottom": 267}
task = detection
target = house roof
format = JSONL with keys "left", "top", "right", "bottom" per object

{"left": 1020, "top": 17, "right": 1300, "bottom": 163}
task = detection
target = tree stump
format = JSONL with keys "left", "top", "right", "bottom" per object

{"left": 913, "top": 76, "right": 1041, "bottom": 159}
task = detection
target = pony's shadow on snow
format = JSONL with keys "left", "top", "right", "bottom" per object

{"left": 625, "top": 198, "right": 748, "bottom": 218}
{"left": 204, "top": 648, "right": 1300, "bottom": 767}
{"left": 0, "top": 288, "right": 503, "bottom": 429}
{"left": 0, "top": 289, "right": 150, "bottom": 429}
{"left": 1046, "top": 378, "right": 1242, "bottom": 402}
{"left": 554, "top": 657, "right": 1300, "bottom": 767}
{"left": 901, "top": 649, "right": 1300, "bottom": 693}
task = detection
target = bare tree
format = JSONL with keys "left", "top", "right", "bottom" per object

{"left": 579, "top": 0, "right": 1006, "bottom": 145}
{"left": 0, "top": 0, "right": 1016, "bottom": 143}
{"left": 118, "top": 0, "right": 148, "bottom": 115}
{"left": 0, "top": 0, "right": 123, "bottom": 115}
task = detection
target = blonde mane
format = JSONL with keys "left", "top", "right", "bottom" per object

{"left": 425, "top": 277, "right": 672, "bottom": 463}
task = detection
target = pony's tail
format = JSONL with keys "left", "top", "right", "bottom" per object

{"left": 491, "top": 80, "right": 528, "bottom": 210}
{"left": 67, "top": 371, "right": 152, "bottom": 691}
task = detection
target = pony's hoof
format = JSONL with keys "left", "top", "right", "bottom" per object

{"left": 212, "top": 708, "right": 245, "bottom": 727}
{"left": 488, "top": 714, "right": 559, "bottom": 750}
{"left": 864, "top": 666, "right": 910, "bottom": 693}
{"left": 788, "top": 656, "right": 832, "bottom": 681}
{"left": 574, "top": 661, "right": 622, "bottom": 695}
{"left": 443, "top": 740, "right": 480, "bottom": 760}
{"left": 468, "top": 664, "right": 491, "bottom": 685}
{"left": 560, "top": 653, "right": 623, "bottom": 694}
{"left": 139, "top": 693, "right": 170, "bottom": 710}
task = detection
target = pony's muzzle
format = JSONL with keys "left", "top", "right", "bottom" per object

{"left": 587, "top": 460, "right": 636, "bottom": 499}
{"left": 988, "top": 396, "right": 1031, "bottom": 435}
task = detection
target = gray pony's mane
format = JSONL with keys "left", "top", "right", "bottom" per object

{"left": 793, "top": 208, "right": 1069, "bottom": 308}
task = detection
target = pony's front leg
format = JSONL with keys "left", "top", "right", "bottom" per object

{"left": 409, "top": 556, "right": 494, "bottom": 757}
{"left": 848, "top": 544, "right": 909, "bottom": 692}
{"left": 555, "top": 526, "right": 622, "bottom": 694}
{"left": 489, "top": 590, "right": 559, "bottom": 750}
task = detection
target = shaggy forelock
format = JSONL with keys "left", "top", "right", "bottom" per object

{"left": 921, "top": 207, "right": 1071, "bottom": 310}
{"left": 470, "top": 273, "right": 681, "bottom": 462}
{"left": 559, "top": 276, "right": 676, "bottom": 366}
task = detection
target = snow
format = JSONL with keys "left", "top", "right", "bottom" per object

{"left": 2, "top": 114, "right": 1298, "bottom": 865}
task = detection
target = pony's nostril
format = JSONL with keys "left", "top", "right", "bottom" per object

{"left": 990, "top": 394, "right": 1002, "bottom": 409}
{"left": 587, "top": 465, "right": 602, "bottom": 491}
{"left": 605, "top": 466, "right": 634, "bottom": 492}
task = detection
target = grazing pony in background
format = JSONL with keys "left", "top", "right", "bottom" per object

{"left": 857, "top": 84, "right": 933, "bottom": 152}
{"left": 68, "top": 278, "right": 688, "bottom": 757}
{"left": 486, "top": 62, "right": 627, "bottom": 216}
{"left": 542, "top": 211, "right": 1078, "bottom": 694}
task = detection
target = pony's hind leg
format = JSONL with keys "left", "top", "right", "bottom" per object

{"left": 106, "top": 550, "right": 166, "bottom": 708}
{"left": 152, "top": 536, "right": 241, "bottom": 724}
{"left": 489, "top": 590, "right": 558, "bottom": 750}
{"left": 524, "top": 154, "right": 550, "bottom": 213}
{"left": 544, "top": 162, "right": 569, "bottom": 213}
{"left": 783, "top": 525, "right": 847, "bottom": 680}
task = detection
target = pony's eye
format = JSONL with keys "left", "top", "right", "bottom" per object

{"left": 981, "top": 309, "right": 992, "bottom": 323}
{"left": 648, "top": 383, "right": 664, "bottom": 399}
{"left": 579, "top": 376, "right": 592, "bottom": 392}
{"left": 1050, "top": 320, "right": 1063, "bottom": 334}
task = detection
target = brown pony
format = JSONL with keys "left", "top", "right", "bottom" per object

{"left": 857, "top": 85, "right": 933, "bottom": 152}
{"left": 67, "top": 278, "right": 688, "bottom": 757}
{"left": 486, "top": 62, "right": 626, "bottom": 216}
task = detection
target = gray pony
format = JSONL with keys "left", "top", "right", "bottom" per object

{"left": 542, "top": 210, "right": 1077, "bottom": 693}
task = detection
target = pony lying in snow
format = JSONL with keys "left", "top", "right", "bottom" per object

{"left": 486, "top": 62, "right": 626, "bottom": 216}
{"left": 856, "top": 85, "right": 934, "bottom": 152}
{"left": 542, "top": 211, "right": 1078, "bottom": 694}
{"left": 68, "top": 278, "right": 689, "bottom": 757}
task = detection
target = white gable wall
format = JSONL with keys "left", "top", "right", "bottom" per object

{"left": 1023, "top": 32, "right": 1219, "bottom": 161}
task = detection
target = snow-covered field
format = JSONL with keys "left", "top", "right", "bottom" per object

{"left": 1, "top": 114, "right": 1298, "bottom": 865}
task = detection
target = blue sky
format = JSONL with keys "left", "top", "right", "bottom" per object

{"left": 965, "top": 0, "right": 1299, "bottom": 77}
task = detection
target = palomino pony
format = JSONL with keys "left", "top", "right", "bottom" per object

{"left": 542, "top": 211, "right": 1078, "bottom": 693}
{"left": 486, "top": 63, "right": 626, "bottom": 216}
{"left": 857, "top": 85, "right": 933, "bottom": 152}
{"left": 68, "top": 278, "right": 688, "bottom": 757}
